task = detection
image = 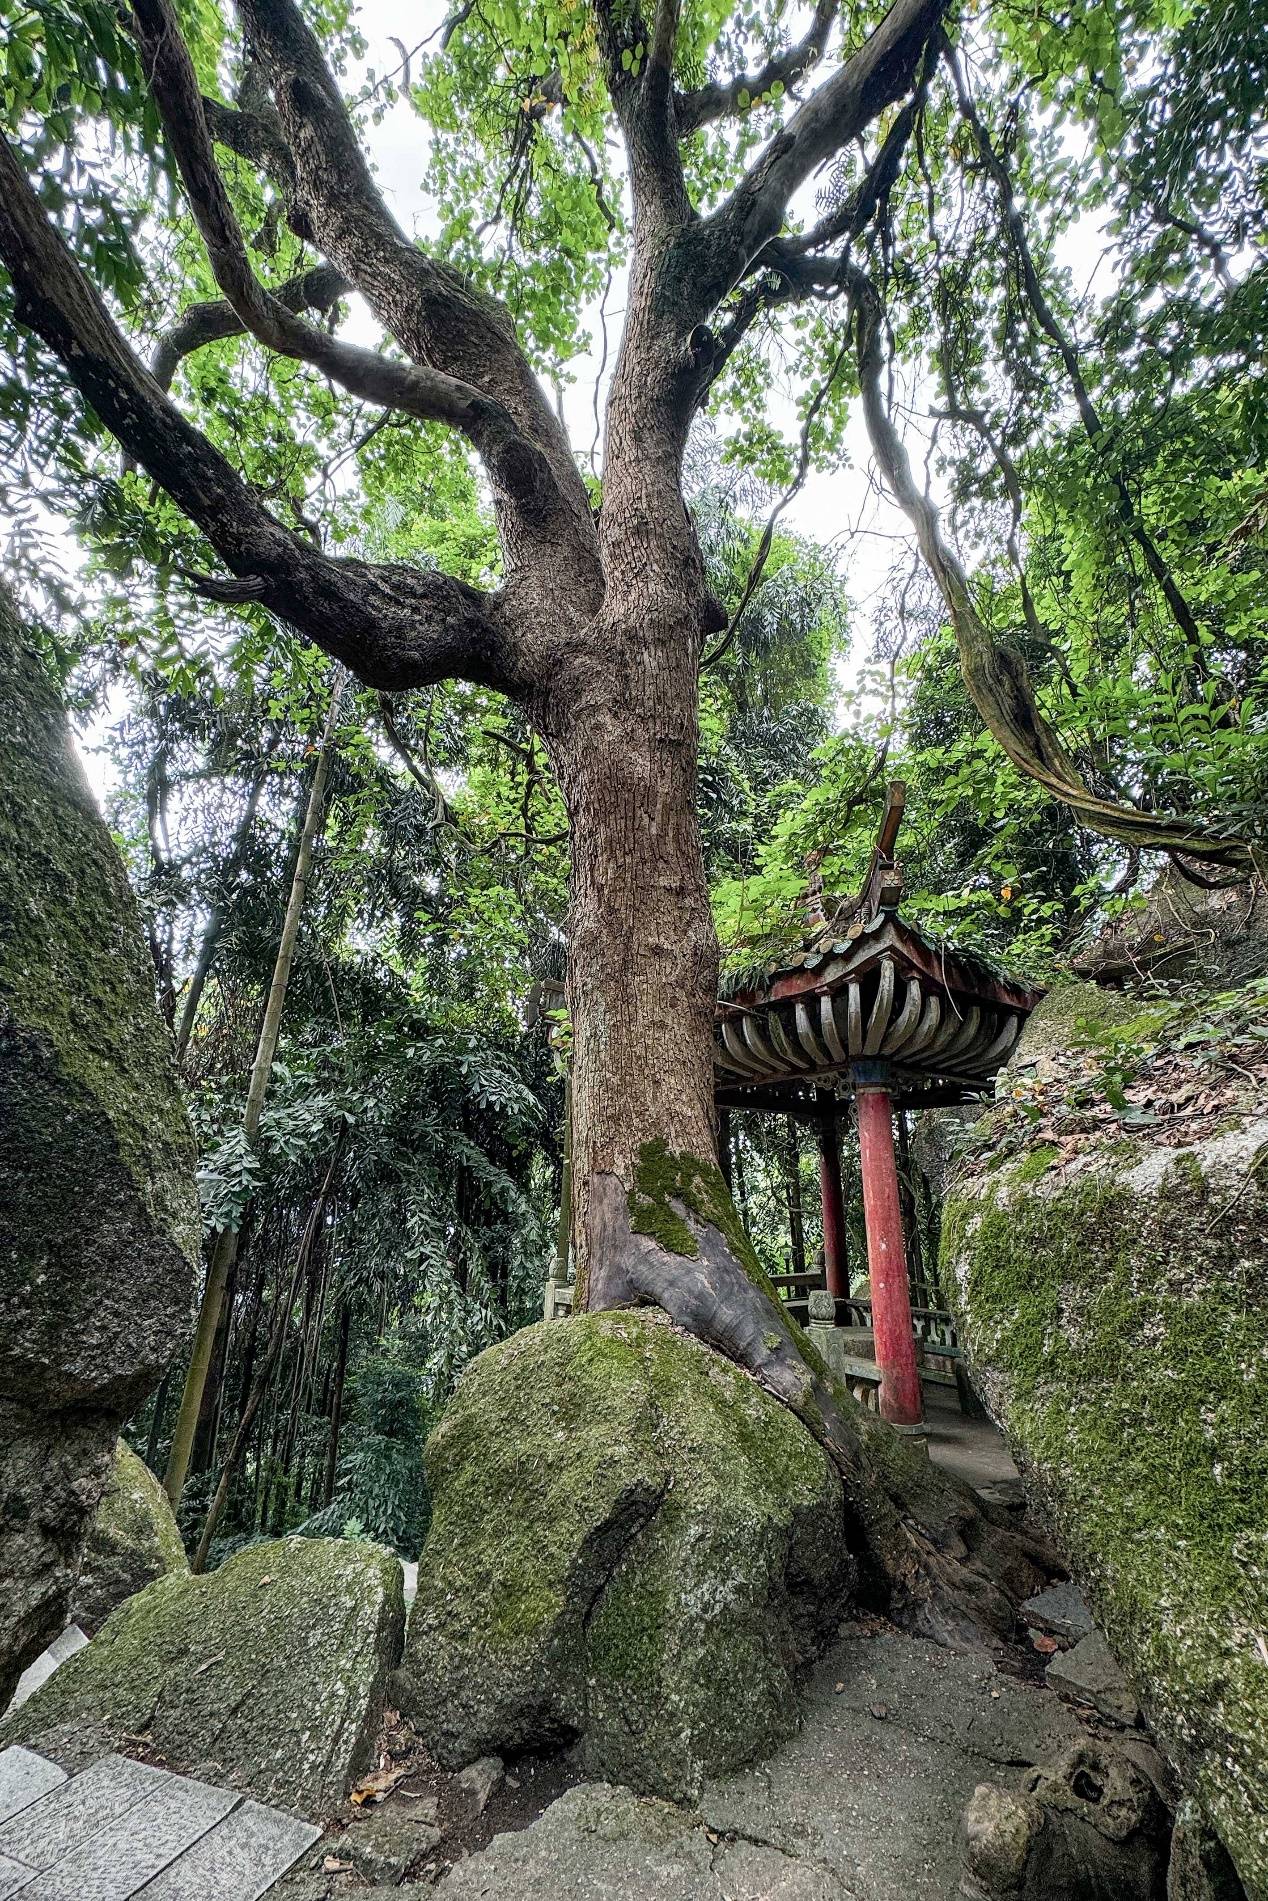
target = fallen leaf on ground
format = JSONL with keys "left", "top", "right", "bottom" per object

{"left": 351, "top": 1765, "right": 409, "bottom": 1804}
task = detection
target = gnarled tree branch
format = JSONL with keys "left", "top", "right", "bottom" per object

{"left": 843, "top": 261, "right": 1254, "bottom": 871}
{"left": 0, "top": 131, "right": 530, "bottom": 697}
{"left": 694, "top": 0, "right": 945, "bottom": 308}
{"left": 942, "top": 35, "right": 1212, "bottom": 684}
{"left": 132, "top": 0, "right": 559, "bottom": 491}
{"left": 675, "top": 0, "right": 839, "bottom": 135}
{"left": 233, "top": 0, "right": 599, "bottom": 580}
{"left": 149, "top": 261, "right": 349, "bottom": 394}
{"left": 591, "top": 0, "right": 692, "bottom": 235}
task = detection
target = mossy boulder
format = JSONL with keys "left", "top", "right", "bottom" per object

{"left": 0, "top": 585, "right": 198, "bottom": 1414}
{"left": 70, "top": 1441, "right": 187, "bottom": 1634}
{"left": 0, "top": 584, "right": 198, "bottom": 1706}
{"left": 943, "top": 982, "right": 1268, "bottom": 1896}
{"left": 2, "top": 1536, "right": 404, "bottom": 1818}
{"left": 399, "top": 1310, "right": 853, "bottom": 1800}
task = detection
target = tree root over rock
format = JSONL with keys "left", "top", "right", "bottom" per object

{"left": 585, "top": 1159, "right": 1055, "bottom": 1652}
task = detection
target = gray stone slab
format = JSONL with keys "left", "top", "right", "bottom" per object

{"left": 17, "top": 1772, "right": 239, "bottom": 1901}
{"left": 0, "top": 1748, "right": 67, "bottom": 1825}
{"left": 697, "top": 1632, "right": 1095, "bottom": 1901}
{"left": 436, "top": 1783, "right": 839, "bottom": 1901}
{"left": 0, "top": 1855, "right": 36, "bottom": 1901}
{"left": 133, "top": 1799, "right": 320, "bottom": 1901}
{"left": 0, "top": 1754, "right": 167, "bottom": 1870}
{"left": 1046, "top": 1631, "right": 1141, "bottom": 1727}
{"left": 6, "top": 1632, "right": 89, "bottom": 1718}
{"left": 1021, "top": 1581, "right": 1094, "bottom": 1643}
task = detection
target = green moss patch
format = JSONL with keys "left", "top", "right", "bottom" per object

{"left": 400, "top": 1309, "right": 853, "bottom": 1800}
{"left": 945, "top": 1121, "right": 1268, "bottom": 1891}
{"left": 3, "top": 1535, "right": 404, "bottom": 1817}
{"left": 0, "top": 589, "right": 198, "bottom": 1411}
{"left": 71, "top": 1442, "right": 186, "bottom": 1633}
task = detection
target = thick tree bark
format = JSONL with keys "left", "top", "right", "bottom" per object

{"left": 540, "top": 613, "right": 719, "bottom": 1302}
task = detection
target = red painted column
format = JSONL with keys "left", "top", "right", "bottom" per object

{"left": 854, "top": 1071, "right": 923, "bottom": 1427}
{"left": 817, "top": 1111, "right": 848, "bottom": 1301}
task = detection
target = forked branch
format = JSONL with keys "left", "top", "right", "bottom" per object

{"left": 234, "top": 0, "right": 596, "bottom": 565}
{"left": 0, "top": 132, "right": 529, "bottom": 696}
{"left": 675, "top": 0, "right": 840, "bottom": 135}
{"left": 697, "top": 0, "right": 945, "bottom": 304}
{"left": 132, "top": 0, "right": 560, "bottom": 489}
{"left": 149, "top": 262, "right": 349, "bottom": 394}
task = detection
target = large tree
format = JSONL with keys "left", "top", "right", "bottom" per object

{"left": 0, "top": 0, "right": 1261, "bottom": 1633}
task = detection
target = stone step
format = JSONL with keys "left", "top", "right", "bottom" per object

{"left": 0, "top": 1754, "right": 164, "bottom": 1871}
{"left": 0, "top": 1748, "right": 66, "bottom": 1828}
{"left": 135, "top": 1798, "right": 320, "bottom": 1901}
{"left": 14, "top": 1773, "right": 237, "bottom": 1901}
{"left": 0, "top": 1752, "right": 318, "bottom": 1901}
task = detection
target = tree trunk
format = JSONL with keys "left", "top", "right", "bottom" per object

{"left": 321, "top": 1300, "right": 351, "bottom": 1508}
{"left": 189, "top": 1254, "right": 237, "bottom": 1475}
{"left": 539, "top": 611, "right": 1052, "bottom": 1647}
{"left": 542, "top": 618, "right": 718, "bottom": 1302}
{"left": 174, "top": 762, "right": 271, "bottom": 1064}
{"left": 143, "top": 1367, "right": 173, "bottom": 1473}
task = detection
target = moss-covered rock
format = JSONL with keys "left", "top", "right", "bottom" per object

{"left": 1, "top": 1536, "right": 404, "bottom": 1818}
{"left": 0, "top": 586, "right": 198, "bottom": 1414}
{"left": 398, "top": 1310, "right": 853, "bottom": 1800}
{"left": 943, "top": 983, "right": 1268, "bottom": 1896}
{"left": 70, "top": 1441, "right": 187, "bottom": 1633}
{"left": 0, "top": 585, "right": 199, "bottom": 1707}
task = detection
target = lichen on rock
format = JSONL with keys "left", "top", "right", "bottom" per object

{"left": 943, "top": 980, "right": 1268, "bottom": 1895}
{"left": 0, "top": 587, "right": 198, "bottom": 1415}
{"left": 71, "top": 1440, "right": 188, "bottom": 1634}
{"left": 0, "top": 583, "right": 199, "bottom": 1707}
{"left": 398, "top": 1309, "right": 853, "bottom": 1800}
{"left": 1, "top": 1535, "right": 404, "bottom": 1818}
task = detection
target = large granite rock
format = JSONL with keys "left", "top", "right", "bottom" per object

{"left": 70, "top": 1441, "right": 188, "bottom": 1634}
{"left": 399, "top": 1309, "right": 853, "bottom": 1800}
{"left": 1072, "top": 865, "right": 1268, "bottom": 991}
{"left": 436, "top": 1783, "right": 836, "bottom": 1901}
{"left": 0, "top": 1405, "right": 116, "bottom": 1706}
{"left": 943, "top": 981, "right": 1268, "bottom": 1896}
{"left": 1, "top": 1536, "right": 404, "bottom": 1818}
{"left": 0, "top": 584, "right": 199, "bottom": 1706}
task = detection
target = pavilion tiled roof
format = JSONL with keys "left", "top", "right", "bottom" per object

{"left": 713, "top": 787, "right": 1043, "bottom": 1110}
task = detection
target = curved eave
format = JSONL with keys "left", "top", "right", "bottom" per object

{"left": 713, "top": 916, "right": 1043, "bottom": 1106}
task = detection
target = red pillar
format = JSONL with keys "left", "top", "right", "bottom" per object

{"left": 854, "top": 1071, "right": 923, "bottom": 1427}
{"left": 817, "top": 1112, "right": 848, "bottom": 1301}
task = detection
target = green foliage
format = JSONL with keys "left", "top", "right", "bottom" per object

{"left": 299, "top": 1339, "right": 438, "bottom": 1557}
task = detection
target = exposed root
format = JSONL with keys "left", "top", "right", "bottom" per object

{"left": 586, "top": 1167, "right": 1052, "bottom": 1651}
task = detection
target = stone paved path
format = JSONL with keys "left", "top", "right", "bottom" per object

{"left": 0, "top": 1747, "right": 318, "bottom": 1900}
{"left": 424, "top": 1631, "right": 1099, "bottom": 1901}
